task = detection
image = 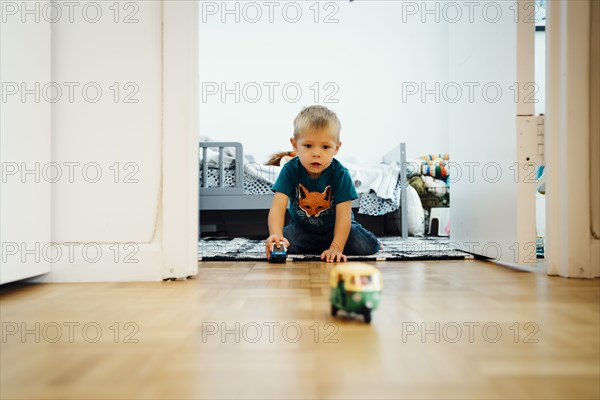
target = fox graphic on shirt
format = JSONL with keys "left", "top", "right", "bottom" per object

{"left": 297, "top": 183, "right": 332, "bottom": 218}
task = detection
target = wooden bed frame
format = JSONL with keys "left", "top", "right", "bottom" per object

{"left": 199, "top": 142, "right": 408, "bottom": 239}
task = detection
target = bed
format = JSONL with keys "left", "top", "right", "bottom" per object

{"left": 199, "top": 141, "right": 409, "bottom": 239}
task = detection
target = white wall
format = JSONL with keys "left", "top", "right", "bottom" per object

{"left": 545, "top": 0, "right": 598, "bottom": 278}
{"left": 198, "top": 1, "right": 449, "bottom": 163}
{"left": 41, "top": 2, "right": 164, "bottom": 281}
{"left": 448, "top": 0, "right": 537, "bottom": 266}
{"left": 51, "top": 3, "right": 162, "bottom": 243}
{"left": 535, "top": 30, "right": 546, "bottom": 114}
{"left": 1, "top": 2, "right": 52, "bottom": 283}
{"left": 0, "top": 1, "right": 198, "bottom": 282}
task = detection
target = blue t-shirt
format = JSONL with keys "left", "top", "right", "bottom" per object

{"left": 271, "top": 157, "right": 358, "bottom": 233}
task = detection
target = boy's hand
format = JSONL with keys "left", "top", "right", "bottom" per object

{"left": 265, "top": 234, "right": 290, "bottom": 260}
{"left": 321, "top": 245, "right": 347, "bottom": 263}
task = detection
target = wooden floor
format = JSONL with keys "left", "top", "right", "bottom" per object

{"left": 1, "top": 259, "right": 599, "bottom": 399}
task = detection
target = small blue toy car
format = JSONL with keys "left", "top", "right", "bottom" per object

{"left": 269, "top": 242, "right": 287, "bottom": 263}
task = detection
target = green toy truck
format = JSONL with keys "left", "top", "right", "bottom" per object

{"left": 329, "top": 264, "right": 382, "bottom": 324}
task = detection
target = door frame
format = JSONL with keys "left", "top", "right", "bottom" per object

{"left": 161, "top": 0, "right": 200, "bottom": 279}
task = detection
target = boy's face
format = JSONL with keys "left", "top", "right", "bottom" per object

{"left": 290, "top": 128, "right": 341, "bottom": 179}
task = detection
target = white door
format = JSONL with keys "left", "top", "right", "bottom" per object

{"left": 1, "top": 3, "right": 52, "bottom": 284}
{"left": 448, "top": 0, "right": 538, "bottom": 266}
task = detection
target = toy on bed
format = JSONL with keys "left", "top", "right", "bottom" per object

{"left": 407, "top": 152, "right": 450, "bottom": 199}
{"left": 405, "top": 153, "right": 450, "bottom": 181}
{"left": 419, "top": 153, "right": 449, "bottom": 180}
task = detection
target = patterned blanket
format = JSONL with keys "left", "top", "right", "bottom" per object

{"left": 198, "top": 236, "right": 472, "bottom": 261}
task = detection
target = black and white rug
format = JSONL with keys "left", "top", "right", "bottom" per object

{"left": 198, "top": 236, "right": 473, "bottom": 262}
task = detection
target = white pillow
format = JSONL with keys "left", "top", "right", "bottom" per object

{"left": 406, "top": 185, "right": 425, "bottom": 236}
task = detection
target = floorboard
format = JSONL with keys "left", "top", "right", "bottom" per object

{"left": 1, "top": 260, "right": 598, "bottom": 399}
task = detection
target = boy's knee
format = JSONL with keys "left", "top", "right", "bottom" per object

{"left": 360, "top": 241, "right": 380, "bottom": 255}
{"left": 344, "top": 232, "right": 379, "bottom": 256}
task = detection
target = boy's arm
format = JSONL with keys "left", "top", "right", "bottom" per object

{"left": 266, "top": 192, "right": 290, "bottom": 259}
{"left": 321, "top": 200, "right": 352, "bottom": 263}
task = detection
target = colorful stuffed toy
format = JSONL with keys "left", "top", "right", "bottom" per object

{"left": 420, "top": 153, "right": 449, "bottom": 161}
{"left": 417, "top": 154, "right": 450, "bottom": 180}
{"left": 421, "top": 160, "right": 448, "bottom": 179}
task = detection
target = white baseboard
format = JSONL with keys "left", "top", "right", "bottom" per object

{"left": 30, "top": 243, "right": 163, "bottom": 283}
{"left": 592, "top": 239, "right": 600, "bottom": 278}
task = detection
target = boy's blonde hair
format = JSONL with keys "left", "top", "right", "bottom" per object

{"left": 293, "top": 105, "right": 341, "bottom": 142}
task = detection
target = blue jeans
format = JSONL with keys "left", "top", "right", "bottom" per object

{"left": 283, "top": 220, "right": 379, "bottom": 256}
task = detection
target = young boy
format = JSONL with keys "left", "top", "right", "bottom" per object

{"left": 266, "top": 105, "right": 380, "bottom": 263}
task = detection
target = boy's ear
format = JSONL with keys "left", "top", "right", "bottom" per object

{"left": 290, "top": 137, "right": 297, "bottom": 150}
{"left": 335, "top": 141, "right": 342, "bottom": 154}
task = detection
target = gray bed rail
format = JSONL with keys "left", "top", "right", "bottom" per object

{"left": 199, "top": 142, "right": 275, "bottom": 210}
{"left": 384, "top": 143, "right": 408, "bottom": 239}
{"left": 199, "top": 142, "right": 244, "bottom": 196}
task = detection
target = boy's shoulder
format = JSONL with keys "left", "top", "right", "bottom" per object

{"left": 284, "top": 156, "right": 300, "bottom": 168}
{"left": 331, "top": 158, "right": 345, "bottom": 169}
{"left": 277, "top": 156, "right": 299, "bottom": 181}
{"left": 330, "top": 158, "right": 351, "bottom": 175}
